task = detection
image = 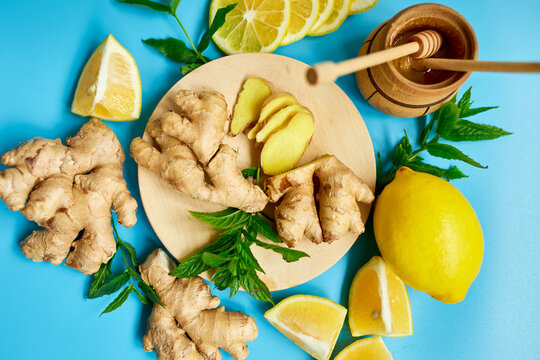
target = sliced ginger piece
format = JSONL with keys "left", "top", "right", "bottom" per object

{"left": 231, "top": 78, "right": 272, "bottom": 135}
{"left": 255, "top": 104, "right": 311, "bottom": 143}
{"left": 260, "top": 112, "right": 314, "bottom": 175}
{"left": 246, "top": 92, "right": 298, "bottom": 139}
{"left": 348, "top": 256, "right": 413, "bottom": 337}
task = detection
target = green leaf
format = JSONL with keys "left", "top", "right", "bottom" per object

{"left": 197, "top": 3, "right": 237, "bottom": 52}
{"left": 120, "top": 241, "right": 139, "bottom": 267}
{"left": 189, "top": 208, "right": 251, "bottom": 229}
{"left": 457, "top": 86, "right": 472, "bottom": 114}
{"left": 172, "top": 254, "right": 210, "bottom": 278}
{"left": 401, "top": 131, "right": 412, "bottom": 154}
{"left": 170, "top": 0, "right": 181, "bottom": 13}
{"left": 250, "top": 215, "right": 282, "bottom": 243}
{"left": 460, "top": 106, "right": 499, "bottom": 118}
{"left": 211, "top": 268, "right": 233, "bottom": 290}
{"left": 201, "top": 252, "right": 230, "bottom": 267}
{"left": 100, "top": 285, "right": 133, "bottom": 315}
{"left": 243, "top": 270, "right": 273, "bottom": 304}
{"left": 229, "top": 276, "right": 240, "bottom": 298}
{"left": 440, "top": 119, "right": 511, "bottom": 142}
{"left": 138, "top": 280, "right": 164, "bottom": 306}
{"left": 435, "top": 102, "right": 460, "bottom": 136}
{"left": 181, "top": 62, "right": 205, "bottom": 75}
{"left": 126, "top": 266, "right": 142, "bottom": 281}
{"left": 241, "top": 167, "right": 259, "bottom": 179}
{"left": 426, "top": 143, "right": 486, "bottom": 168}
{"left": 143, "top": 38, "right": 199, "bottom": 63}
{"left": 237, "top": 237, "right": 264, "bottom": 273}
{"left": 406, "top": 161, "right": 467, "bottom": 180}
{"left": 419, "top": 115, "right": 436, "bottom": 146}
{"left": 392, "top": 143, "right": 409, "bottom": 167}
{"left": 115, "top": 0, "right": 172, "bottom": 14}
{"left": 253, "top": 239, "right": 309, "bottom": 262}
{"left": 88, "top": 272, "right": 130, "bottom": 299}
{"left": 133, "top": 287, "right": 150, "bottom": 305}
{"left": 88, "top": 259, "right": 112, "bottom": 298}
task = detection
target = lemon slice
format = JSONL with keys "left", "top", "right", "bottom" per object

{"left": 264, "top": 294, "right": 346, "bottom": 360}
{"left": 210, "top": 0, "right": 291, "bottom": 54}
{"left": 309, "top": 0, "right": 351, "bottom": 36}
{"left": 334, "top": 337, "right": 393, "bottom": 360}
{"left": 71, "top": 34, "right": 141, "bottom": 121}
{"left": 349, "top": 0, "right": 378, "bottom": 14}
{"left": 307, "top": 0, "right": 335, "bottom": 35}
{"left": 282, "top": 0, "right": 320, "bottom": 45}
{"left": 348, "top": 256, "right": 413, "bottom": 337}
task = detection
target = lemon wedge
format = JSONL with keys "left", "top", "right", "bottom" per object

{"left": 282, "top": 0, "right": 320, "bottom": 45}
{"left": 308, "top": 0, "right": 335, "bottom": 35}
{"left": 264, "top": 294, "right": 346, "bottom": 360}
{"left": 349, "top": 0, "right": 378, "bottom": 14}
{"left": 309, "top": 0, "right": 351, "bottom": 36}
{"left": 334, "top": 337, "right": 393, "bottom": 360}
{"left": 348, "top": 256, "right": 413, "bottom": 337}
{"left": 210, "top": 0, "right": 291, "bottom": 54}
{"left": 71, "top": 34, "right": 141, "bottom": 121}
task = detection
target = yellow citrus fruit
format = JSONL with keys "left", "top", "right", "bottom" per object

{"left": 374, "top": 166, "right": 484, "bottom": 303}
{"left": 308, "top": 0, "right": 335, "bottom": 35}
{"left": 209, "top": 0, "right": 291, "bottom": 54}
{"left": 71, "top": 34, "right": 141, "bottom": 121}
{"left": 309, "top": 0, "right": 351, "bottom": 36}
{"left": 264, "top": 294, "right": 347, "bottom": 360}
{"left": 349, "top": 0, "right": 378, "bottom": 14}
{"left": 334, "top": 336, "right": 393, "bottom": 360}
{"left": 282, "top": 0, "right": 319, "bottom": 45}
{"left": 348, "top": 256, "right": 412, "bottom": 337}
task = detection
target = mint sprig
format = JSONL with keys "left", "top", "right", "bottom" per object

{"left": 376, "top": 87, "right": 511, "bottom": 192}
{"left": 116, "top": 0, "right": 236, "bottom": 75}
{"left": 172, "top": 169, "right": 309, "bottom": 304}
{"left": 88, "top": 217, "right": 163, "bottom": 315}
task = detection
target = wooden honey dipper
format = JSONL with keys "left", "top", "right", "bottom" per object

{"left": 307, "top": 30, "right": 443, "bottom": 85}
{"left": 307, "top": 30, "right": 540, "bottom": 85}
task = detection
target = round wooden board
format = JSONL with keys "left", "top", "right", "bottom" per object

{"left": 138, "top": 53, "right": 376, "bottom": 291}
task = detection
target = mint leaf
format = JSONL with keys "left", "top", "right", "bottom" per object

{"left": 426, "top": 143, "right": 486, "bottom": 168}
{"left": 143, "top": 38, "right": 199, "bottom": 63}
{"left": 241, "top": 167, "right": 259, "bottom": 179}
{"left": 189, "top": 208, "right": 251, "bottom": 229}
{"left": 229, "top": 277, "right": 241, "bottom": 298}
{"left": 407, "top": 162, "right": 467, "bottom": 180}
{"left": 133, "top": 288, "right": 150, "bottom": 305}
{"left": 460, "top": 106, "right": 499, "bottom": 118}
{"left": 88, "top": 272, "right": 130, "bottom": 299}
{"left": 441, "top": 119, "right": 511, "bottom": 142}
{"left": 253, "top": 239, "right": 309, "bottom": 262}
{"left": 457, "top": 86, "right": 472, "bottom": 114}
{"left": 170, "top": 0, "right": 181, "bottom": 13}
{"left": 197, "top": 3, "right": 237, "bottom": 52}
{"left": 138, "top": 280, "right": 163, "bottom": 306}
{"left": 211, "top": 268, "right": 233, "bottom": 290}
{"left": 435, "top": 102, "right": 460, "bottom": 136}
{"left": 115, "top": 0, "right": 172, "bottom": 13}
{"left": 100, "top": 285, "right": 133, "bottom": 315}
{"left": 243, "top": 270, "right": 273, "bottom": 304}
{"left": 250, "top": 215, "right": 282, "bottom": 243}
{"left": 419, "top": 115, "right": 435, "bottom": 146}
{"left": 88, "top": 258, "right": 113, "bottom": 298}
{"left": 172, "top": 254, "right": 210, "bottom": 278}
{"left": 120, "top": 241, "right": 139, "bottom": 267}
{"left": 201, "top": 252, "right": 230, "bottom": 267}
{"left": 181, "top": 62, "right": 204, "bottom": 75}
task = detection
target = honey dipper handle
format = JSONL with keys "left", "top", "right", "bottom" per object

{"left": 306, "top": 30, "right": 443, "bottom": 85}
{"left": 414, "top": 58, "right": 540, "bottom": 73}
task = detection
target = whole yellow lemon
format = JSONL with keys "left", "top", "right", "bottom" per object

{"left": 374, "top": 167, "right": 483, "bottom": 303}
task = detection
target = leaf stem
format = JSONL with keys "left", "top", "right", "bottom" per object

{"left": 166, "top": 0, "right": 207, "bottom": 63}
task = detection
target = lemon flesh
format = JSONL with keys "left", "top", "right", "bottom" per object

{"left": 210, "top": 0, "right": 291, "bottom": 54}
{"left": 71, "top": 34, "right": 141, "bottom": 121}
{"left": 348, "top": 256, "right": 413, "bottom": 337}
{"left": 308, "top": 0, "right": 335, "bottom": 34}
{"left": 374, "top": 167, "right": 484, "bottom": 303}
{"left": 282, "top": 0, "right": 319, "bottom": 45}
{"left": 349, "top": 0, "right": 378, "bottom": 14}
{"left": 334, "top": 336, "right": 393, "bottom": 360}
{"left": 264, "top": 294, "right": 347, "bottom": 360}
{"left": 309, "top": 0, "right": 351, "bottom": 36}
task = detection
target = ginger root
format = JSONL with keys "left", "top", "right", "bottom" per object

{"left": 265, "top": 155, "right": 374, "bottom": 247}
{"left": 131, "top": 90, "right": 268, "bottom": 213}
{"left": 0, "top": 119, "right": 137, "bottom": 274}
{"left": 140, "top": 249, "right": 258, "bottom": 360}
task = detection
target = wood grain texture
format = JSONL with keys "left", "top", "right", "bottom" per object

{"left": 137, "top": 53, "right": 376, "bottom": 291}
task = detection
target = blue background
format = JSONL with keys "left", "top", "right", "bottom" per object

{"left": 0, "top": 0, "right": 538, "bottom": 359}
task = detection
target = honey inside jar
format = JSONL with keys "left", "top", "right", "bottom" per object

{"left": 392, "top": 25, "right": 465, "bottom": 85}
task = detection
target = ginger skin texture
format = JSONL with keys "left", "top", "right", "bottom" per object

{"left": 265, "top": 155, "right": 374, "bottom": 247}
{"left": 131, "top": 90, "right": 267, "bottom": 213}
{"left": 140, "top": 249, "right": 258, "bottom": 360}
{"left": 0, "top": 119, "right": 137, "bottom": 274}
